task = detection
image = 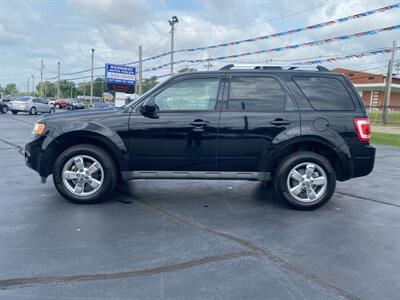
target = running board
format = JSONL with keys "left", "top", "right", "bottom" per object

{"left": 121, "top": 171, "right": 270, "bottom": 182}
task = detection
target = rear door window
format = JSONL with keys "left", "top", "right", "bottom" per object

{"left": 293, "top": 76, "right": 355, "bottom": 111}
{"left": 227, "top": 77, "right": 293, "bottom": 111}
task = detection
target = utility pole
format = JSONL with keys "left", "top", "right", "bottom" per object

{"left": 27, "top": 78, "right": 30, "bottom": 96}
{"left": 382, "top": 41, "right": 396, "bottom": 125}
{"left": 91, "top": 48, "right": 95, "bottom": 103}
{"left": 138, "top": 45, "right": 143, "bottom": 95}
{"left": 31, "top": 75, "right": 35, "bottom": 96}
{"left": 70, "top": 81, "right": 73, "bottom": 98}
{"left": 22, "top": 83, "right": 25, "bottom": 96}
{"left": 168, "top": 16, "right": 178, "bottom": 74}
{"left": 205, "top": 56, "right": 213, "bottom": 71}
{"left": 57, "top": 61, "right": 60, "bottom": 99}
{"left": 40, "top": 59, "right": 44, "bottom": 97}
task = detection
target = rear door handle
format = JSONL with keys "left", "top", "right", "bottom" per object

{"left": 270, "top": 118, "right": 291, "bottom": 126}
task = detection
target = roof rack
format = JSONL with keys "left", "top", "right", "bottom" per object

{"left": 219, "top": 64, "right": 329, "bottom": 72}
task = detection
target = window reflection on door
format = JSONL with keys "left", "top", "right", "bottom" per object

{"left": 154, "top": 78, "right": 220, "bottom": 111}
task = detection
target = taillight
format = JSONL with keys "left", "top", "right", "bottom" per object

{"left": 353, "top": 117, "right": 370, "bottom": 142}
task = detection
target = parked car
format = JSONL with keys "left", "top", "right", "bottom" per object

{"left": 67, "top": 98, "right": 85, "bottom": 110}
{"left": 0, "top": 101, "right": 8, "bottom": 113}
{"left": 25, "top": 65, "right": 375, "bottom": 209}
{"left": 49, "top": 98, "right": 68, "bottom": 109}
{"left": 1, "top": 95, "right": 13, "bottom": 103}
{"left": 90, "top": 101, "right": 111, "bottom": 109}
{"left": 9, "top": 96, "right": 55, "bottom": 115}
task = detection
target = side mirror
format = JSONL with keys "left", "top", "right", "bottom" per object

{"left": 140, "top": 97, "right": 158, "bottom": 117}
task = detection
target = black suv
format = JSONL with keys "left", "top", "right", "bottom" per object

{"left": 25, "top": 65, "right": 375, "bottom": 209}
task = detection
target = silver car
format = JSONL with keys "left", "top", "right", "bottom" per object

{"left": 8, "top": 97, "right": 55, "bottom": 115}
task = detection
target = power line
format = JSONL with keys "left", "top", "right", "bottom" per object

{"left": 42, "top": 3, "right": 400, "bottom": 79}
{"left": 176, "top": 1, "right": 336, "bottom": 32}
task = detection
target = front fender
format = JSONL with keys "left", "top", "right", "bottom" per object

{"left": 39, "top": 121, "right": 129, "bottom": 175}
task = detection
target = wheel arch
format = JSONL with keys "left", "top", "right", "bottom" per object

{"left": 43, "top": 130, "right": 128, "bottom": 178}
{"left": 268, "top": 136, "right": 352, "bottom": 181}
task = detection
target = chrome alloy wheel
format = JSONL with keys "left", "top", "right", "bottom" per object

{"left": 62, "top": 155, "right": 104, "bottom": 197}
{"left": 286, "top": 162, "right": 327, "bottom": 203}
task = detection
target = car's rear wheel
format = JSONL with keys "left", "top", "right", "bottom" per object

{"left": 53, "top": 144, "right": 118, "bottom": 204}
{"left": 1, "top": 106, "right": 8, "bottom": 113}
{"left": 29, "top": 107, "right": 37, "bottom": 115}
{"left": 274, "top": 151, "right": 336, "bottom": 210}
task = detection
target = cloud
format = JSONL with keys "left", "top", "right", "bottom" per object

{"left": 0, "top": 0, "right": 399, "bottom": 87}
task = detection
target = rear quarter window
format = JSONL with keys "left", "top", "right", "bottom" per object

{"left": 293, "top": 76, "right": 355, "bottom": 111}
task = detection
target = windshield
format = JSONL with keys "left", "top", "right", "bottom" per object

{"left": 15, "top": 97, "right": 30, "bottom": 102}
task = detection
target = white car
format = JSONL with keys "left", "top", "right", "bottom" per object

{"left": 8, "top": 97, "right": 55, "bottom": 115}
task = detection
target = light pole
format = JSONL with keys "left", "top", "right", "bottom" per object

{"left": 91, "top": 48, "right": 95, "bottom": 104}
{"left": 168, "top": 16, "right": 178, "bottom": 74}
{"left": 57, "top": 61, "right": 60, "bottom": 99}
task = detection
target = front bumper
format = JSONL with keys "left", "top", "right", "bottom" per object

{"left": 25, "top": 138, "right": 48, "bottom": 177}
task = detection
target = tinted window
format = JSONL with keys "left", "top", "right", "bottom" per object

{"left": 155, "top": 78, "right": 219, "bottom": 111}
{"left": 228, "top": 77, "right": 288, "bottom": 111}
{"left": 293, "top": 76, "right": 355, "bottom": 110}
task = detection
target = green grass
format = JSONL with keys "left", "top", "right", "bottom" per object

{"left": 371, "top": 132, "right": 400, "bottom": 147}
{"left": 368, "top": 111, "right": 400, "bottom": 127}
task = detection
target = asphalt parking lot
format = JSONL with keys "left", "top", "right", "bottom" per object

{"left": 0, "top": 112, "right": 399, "bottom": 300}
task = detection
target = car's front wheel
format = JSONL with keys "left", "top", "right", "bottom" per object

{"left": 274, "top": 151, "right": 336, "bottom": 210}
{"left": 53, "top": 144, "right": 118, "bottom": 204}
{"left": 1, "top": 106, "right": 8, "bottom": 113}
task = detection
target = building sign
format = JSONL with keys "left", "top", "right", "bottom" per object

{"left": 105, "top": 64, "right": 136, "bottom": 93}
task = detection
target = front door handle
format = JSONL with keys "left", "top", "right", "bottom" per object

{"left": 270, "top": 118, "right": 291, "bottom": 126}
{"left": 190, "top": 120, "right": 210, "bottom": 127}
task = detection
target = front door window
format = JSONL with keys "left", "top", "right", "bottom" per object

{"left": 154, "top": 78, "right": 220, "bottom": 111}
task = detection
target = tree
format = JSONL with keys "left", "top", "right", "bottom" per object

{"left": 4, "top": 83, "right": 18, "bottom": 96}
{"left": 142, "top": 76, "right": 159, "bottom": 93}
{"left": 36, "top": 81, "right": 57, "bottom": 97}
{"left": 178, "top": 67, "right": 197, "bottom": 73}
{"left": 93, "top": 77, "right": 104, "bottom": 97}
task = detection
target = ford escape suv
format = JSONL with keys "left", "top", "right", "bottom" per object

{"left": 25, "top": 65, "right": 375, "bottom": 209}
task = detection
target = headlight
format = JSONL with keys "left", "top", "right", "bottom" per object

{"left": 33, "top": 123, "right": 46, "bottom": 136}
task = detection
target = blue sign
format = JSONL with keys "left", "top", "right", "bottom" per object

{"left": 105, "top": 64, "right": 136, "bottom": 85}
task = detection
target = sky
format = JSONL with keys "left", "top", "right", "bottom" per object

{"left": 0, "top": 0, "right": 399, "bottom": 91}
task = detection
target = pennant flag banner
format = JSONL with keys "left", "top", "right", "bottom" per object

{"left": 142, "top": 25, "right": 400, "bottom": 72}
{"left": 52, "top": 2, "right": 400, "bottom": 78}
{"left": 134, "top": 3, "right": 400, "bottom": 65}
{"left": 297, "top": 47, "right": 400, "bottom": 65}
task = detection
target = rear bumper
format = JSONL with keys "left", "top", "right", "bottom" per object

{"left": 341, "top": 144, "right": 375, "bottom": 181}
{"left": 352, "top": 152, "right": 375, "bottom": 178}
{"left": 9, "top": 107, "right": 29, "bottom": 112}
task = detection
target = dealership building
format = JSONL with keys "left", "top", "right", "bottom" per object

{"left": 333, "top": 68, "right": 400, "bottom": 111}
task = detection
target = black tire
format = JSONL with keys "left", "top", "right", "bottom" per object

{"left": 1, "top": 105, "right": 8, "bottom": 113}
{"left": 29, "top": 107, "right": 37, "bottom": 115}
{"left": 53, "top": 144, "right": 118, "bottom": 204}
{"left": 11, "top": 110, "right": 18, "bottom": 115}
{"left": 273, "top": 151, "right": 336, "bottom": 210}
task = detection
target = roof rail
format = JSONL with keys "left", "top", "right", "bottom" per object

{"left": 219, "top": 64, "right": 330, "bottom": 72}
